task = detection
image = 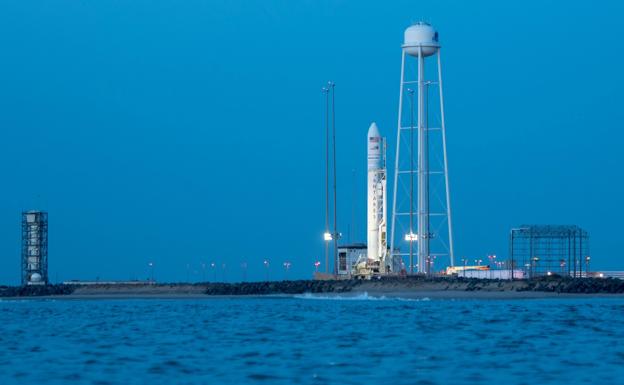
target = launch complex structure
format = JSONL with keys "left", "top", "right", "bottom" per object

{"left": 327, "top": 23, "right": 597, "bottom": 280}
{"left": 324, "top": 22, "right": 454, "bottom": 278}
{"left": 21, "top": 211, "right": 48, "bottom": 285}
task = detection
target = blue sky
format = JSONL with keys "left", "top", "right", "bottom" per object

{"left": 1, "top": 1, "right": 623, "bottom": 284}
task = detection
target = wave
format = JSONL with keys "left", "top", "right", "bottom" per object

{"left": 293, "top": 292, "right": 430, "bottom": 302}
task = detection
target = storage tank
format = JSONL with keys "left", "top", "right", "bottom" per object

{"left": 403, "top": 22, "right": 439, "bottom": 57}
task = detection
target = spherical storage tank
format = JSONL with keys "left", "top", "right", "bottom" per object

{"left": 403, "top": 22, "right": 439, "bottom": 57}
{"left": 30, "top": 273, "right": 42, "bottom": 282}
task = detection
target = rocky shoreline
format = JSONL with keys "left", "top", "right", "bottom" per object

{"left": 0, "top": 284, "right": 76, "bottom": 297}
{"left": 1, "top": 276, "right": 623, "bottom": 298}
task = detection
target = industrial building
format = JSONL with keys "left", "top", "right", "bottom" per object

{"left": 447, "top": 266, "right": 526, "bottom": 280}
{"left": 21, "top": 210, "right": 48, "bottom": 285}
{"left": 510, "top": 225, "right": 590, "bottom": 278}
{"left": 337, "top": 243, "right": 367, "bottom": 276}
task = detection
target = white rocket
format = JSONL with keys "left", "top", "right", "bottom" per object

{"left": 367, "top": 122, "right": 388, "bottom": 271}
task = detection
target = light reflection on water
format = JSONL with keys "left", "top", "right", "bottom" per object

{"left": 1, "top": 296, "right": 623, "bottom": 385}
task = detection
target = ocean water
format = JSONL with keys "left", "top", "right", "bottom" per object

{"left": 1, "top": 295, "right": 623, "bottom": 385}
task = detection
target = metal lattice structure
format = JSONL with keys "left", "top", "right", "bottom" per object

{"left": 21, "top": 211, "right": 48, "bottom": 285}
{"left": 510, "top": 225, "right": 590, "bottom": 278}
{"left": 390, "top": 22, "right": 454, "bottom": 274}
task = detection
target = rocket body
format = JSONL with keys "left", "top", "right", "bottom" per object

{"left": 367, "top": 123, "right": 388, "bottom": 268}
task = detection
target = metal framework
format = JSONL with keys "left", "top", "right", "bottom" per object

{"left": 21, "top": 211, "right": 48, "bottom": 285}
{"left": 510, "top": 225, "right": 590, "bottom": 278}
{"left": 322, "top": 82, "right": 339, "bottom": 275}
{"left": 390, "top": 24, "right": 454, "bottom": 274}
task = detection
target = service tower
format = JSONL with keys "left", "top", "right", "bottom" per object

{"left": 367, "top": 122, "right": 389, "bottom": 272}
{"left": 21, "top": 210, "right": 48, "bottom": 285}
{"left": 390, "top": 22, "right": 454, "bottom": 274}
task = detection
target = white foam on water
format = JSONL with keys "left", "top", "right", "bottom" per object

{"left": 398, "top": 296, "right": 430, "bottom": 302}
{"left": 294, "top": 292, "right": 383, "bottom": 301}
{"left": 294, "top": 292, "right": 431, "bottom": 302}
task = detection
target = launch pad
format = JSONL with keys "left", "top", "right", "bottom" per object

{"left": 325, "top": 22, "right": 453, "bottom": 279}
{"left": 319, "top": 23, "right": 596, "bottom": 281}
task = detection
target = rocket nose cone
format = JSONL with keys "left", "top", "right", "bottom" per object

{"left": 368, "top": 122, "right": 380, "bottom": 138}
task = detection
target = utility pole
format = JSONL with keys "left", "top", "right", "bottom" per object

{"left": 148, "top": 262, "right": 154, "bottom": 283}
{"left": 323, "top": 86, "right": 330, "bottom": 274}
{"left": 330, "top": 81, "right": 339, "bottom": 277}
{"left": 241, "top": 261, "right": 247, "bottom": 281}
{"left": 263, "top": 260, "right": 270, "bottom": 281}
{"left": 408, "top": 88, "right": 415, "bottom": 275}
{"left": 350, "top": 168, "right": 356, "bottom": 243}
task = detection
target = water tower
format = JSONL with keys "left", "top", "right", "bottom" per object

{"left": 390, "top": 22, "right": 454, "bottom": 274}
{"left": 21, "top": 211, "right": 48, "bottom": 285}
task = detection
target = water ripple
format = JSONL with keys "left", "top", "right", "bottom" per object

{"left": 0, "top": 297, "right": 623, "bottom": 384}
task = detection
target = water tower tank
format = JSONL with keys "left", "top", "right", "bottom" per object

{"left": 403, "top": 22, "right": 439, "bottom": 57}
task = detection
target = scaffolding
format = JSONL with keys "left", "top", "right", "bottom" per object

{"left": 510, "top": 225, "right": 589, "bottom": 278}
{"left": 21, "top": 211, "right": 48, "bottom": 285}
